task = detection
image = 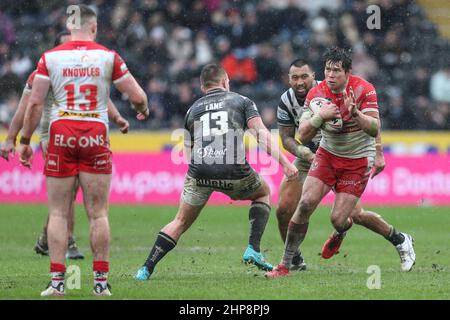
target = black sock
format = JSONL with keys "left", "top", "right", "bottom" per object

{"left": 248, "top": 202, "right": 271, "bottom": 252}
{"left": 144, "top": 232, "right": 177, "bottom": 273}
{"left": 385, "top": 227, "right": 405, "bottom": 246}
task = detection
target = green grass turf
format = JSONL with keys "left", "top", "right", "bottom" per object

{"left": 0, "top": 204, "right": 448, "bottom": 300}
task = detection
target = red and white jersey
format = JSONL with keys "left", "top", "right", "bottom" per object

{"left": 35, "top": 40, "right": 129, "bottom": 129}
{"left": 304, "top": 75, "right": 379, "bottom": 159}
{"left": 25, "top": 69, "right": 54, "bottom": 142}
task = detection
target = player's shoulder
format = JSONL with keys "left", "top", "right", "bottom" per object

{"left": 45, "top": 41, "right": 115, "bottom": 55}
{"left": 229, "top": 90, "right": 254, "bottom": 104}
{"left": 349, "top": 74, "right": 375, "bottom": 91}
{"left": 279, "top": 88, "right": 295, "bottom": 107}
{"left": 306, "top": 81, "right": 327, "bottom": 100}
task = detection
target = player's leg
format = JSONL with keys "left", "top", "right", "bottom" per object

{"left": 34, "top": 140, "right": 50, "bottom": 256}
{"left": 351, "top": 202, "right": 416, "bottom": 271}
{"left": 322, "top": 154, "right": 371, "bottom": 259}
{"left": 66, "top": 178, "right": 84, "bottom": 260}
{"left": 238, "top": 176, "right": 273, "bottom": 271}
{"left": 266, "top": 175, "right": 331, "bottom": 278}
{"left": 41, "top": 176, "right": 77, "bottom": 296}
{"left": 135, "top": 175, "right": 210, "bottom": 281}
{"left": 321, "top": 192, "right": 358, "bottom": 259}
{"left": 276, "top": 170, "right": 308, "bottom": 271}
{"left": 78, "top": 172, "right": 112, "bottom": 296}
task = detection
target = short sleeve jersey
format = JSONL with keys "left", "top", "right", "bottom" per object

{"left": 304, "top": 75, "right": 379, "bottom": 158}
{"left": 277, "top": 82, "right": 322, "bottom": 153}
{"left": 35, "top": 40, "right": 129, "bottom": 129}
{"left": 184, "top": 89, "right": 260, "bottom": 179}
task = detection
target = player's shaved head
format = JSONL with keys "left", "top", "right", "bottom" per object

{"left": 67, "top": 4, "right": 97, "bottom": 30}
{"left": 289, "top": 59, "right": 312, "bottom": 71}
{"left": 200, "top": 64, "right": 228, "bottom": 88}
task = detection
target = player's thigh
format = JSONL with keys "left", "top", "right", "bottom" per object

{"left": 228, "top": 171, "right": 269, "bottom": 203}
{"left": 46, "top": 176, "right": 78, "bottom": 216}
{"left": 181, "top": 175, "right": 213, "bottom": 207}
{"left": 331, "top": 192, "right": 360, "bottom": 223}
{"left": 78, "top": 172, "right": 112, "bottom": 219}
{"left": 301, "top": 175, "right": 332, "bottom": 206}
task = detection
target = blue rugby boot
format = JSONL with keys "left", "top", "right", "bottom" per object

{"left": 243, "top": 245, "right": 273, "bottom": 271}
{"left": 135, "top": 266, "right": 151, "bottom": 281}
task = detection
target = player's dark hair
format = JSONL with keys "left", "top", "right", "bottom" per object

{"left": 323, "top": 47, "right": 352, "bottom": 72}
{"left": 200, "top": 64, "right": 227, "bottom": 88}
{"left": 54, "top": 31, "right": 71, "bottom": 47}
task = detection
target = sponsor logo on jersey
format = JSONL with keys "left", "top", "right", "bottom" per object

{"left": 366, "top": 90, "right": 376, "bottom": 97}
{"left": 195, "top": 178, "right": 234, "bottom": 190}
{"left": 58, "top": 111, "right": 100, "bottom": 118}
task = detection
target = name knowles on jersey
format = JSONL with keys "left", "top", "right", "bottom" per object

{"left": 63, "top": 67, "right": 101, "bottom": 77}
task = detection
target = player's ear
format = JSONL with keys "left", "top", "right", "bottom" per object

{"left": 311, "top": 72, "right": 315, "bottom": 79}
{"left": 200, "top": 84, "right": 207, "bottom": 94}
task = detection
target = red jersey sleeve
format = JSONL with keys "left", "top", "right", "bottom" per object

{"left": 112, "top": 51, "right": 129, "bottom": 83}
{"left": 304, "top": 86, "right": 318, "bottom": 109}
{"left": 36, "top": 54, "right": 49, "bottom": 79}
{"left": 359, "top": 83, "right": 379, "bottom": 114}
{"left": 24, "top": 70, "right": 37, "bottom": 92}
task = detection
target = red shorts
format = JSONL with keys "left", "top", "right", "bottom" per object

{"left": 44, "top": 119, "right": 112, "bottom": 177}
{"left": 308, "top": 147, "right": 373, "bottom": 198}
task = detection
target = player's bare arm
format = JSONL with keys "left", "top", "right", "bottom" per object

{"left": 18, "top": 77, "right": 50, "bottom": 167}
{"left": 371, "top": 118, "right": 385, "bottom": 178}
{"left": 279, "top": 125, "right": 314, "bottom": 163}
{"left": 107, "top": 99, "right": 129, "bottom": 134}
{"left": 345, "top": 87, "right": 379, "bottom": 137}
{"left": 0, "top": 89, "right": 31, "bottom": 160}
{"left": 298, "top": 101, "right": 339, "bottom": 144}
{"left": 247, "top": 116, "right": 298, "bottom": 180}
{"left": 114, "top": 74, "right": 149, "bottom": 119}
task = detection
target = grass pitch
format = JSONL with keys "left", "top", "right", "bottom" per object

{"left": 0, "top": 204, "right": 448, "bottom": 300}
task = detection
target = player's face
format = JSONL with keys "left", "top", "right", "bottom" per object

{"left": 288, "top": 65, "right": 315, "bottom": 99}
{"left": 324, "top": 61, "right": 349, "bottom": 93}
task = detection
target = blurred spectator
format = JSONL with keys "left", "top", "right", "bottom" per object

{"left": 221, "top": 48, "right": 257, "bottom": 85}
{"left": 430, "top": 63, "right": 450, "bottom": 103}
{"left": 0, "top": 0, "right": 449, "bottom": 130}
{"left": 0, "top": 94, "right": 18, "bottom": 128}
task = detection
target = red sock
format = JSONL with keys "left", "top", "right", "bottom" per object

{"left": 50, "top": 263, "right": 66, "bottom": 273}
{"left": 93, "top": 261, "right": 109, "bottom": 273}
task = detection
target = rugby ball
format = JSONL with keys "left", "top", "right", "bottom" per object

{"left": 308, "top": 97, "right": 343, "bottom": 132}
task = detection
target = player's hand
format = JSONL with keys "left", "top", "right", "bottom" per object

{"left": 18, "top": 144, "right": 33, "bottom": 169}
{"left": 115, "top": 116, "right": 129, "bottom": 134}
{"left": 344, "top": 87, "right": 358, "bottom": 117}
{"left": 284, "top": 163, "right": 299, "bottom": 181}
{"left": 0, "top": 139, "right": 16, "bottom": 161}
{"left": 306, "top": 153, "right": 315, "bottom": 164}
{"left": 136, "top": 108, "right": 150, "bottom": 121}
{"left": 371, "top": 153, "right": 385, "bottom": 179}
{"left": 318, "top": 101, "right": 341, "bottom": 121}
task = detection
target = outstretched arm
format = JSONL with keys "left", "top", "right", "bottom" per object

{"left": 248, "top": 116, "right": 298, "bottom": 180}
{"left": 0, "top": 89, "right": 31, "bottom": 160}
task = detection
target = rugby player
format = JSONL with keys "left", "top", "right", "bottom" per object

{"left": 266, "top": 48, "right": 415, "bottom": 278}
{"left": 134, "top": 64, "right": 298, "bottom": 281}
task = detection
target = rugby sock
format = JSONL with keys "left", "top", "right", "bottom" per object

{"left": 50, "top": 263, "right": 65, "bottom": 289}
{"left": 93, "top": 261, "right": 109, "bottom": 290}
{"left": 385, "top": 226, "right": 405, "bottom": 246}
{"left": 248, "top": 202, "right": 271, "bottom": 252}
{"left": 144, "top": 232, "right": 177, "bottom": 273}
{"left": 282, "top": 222, "right": 309, "bottom": 267}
